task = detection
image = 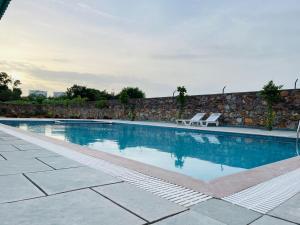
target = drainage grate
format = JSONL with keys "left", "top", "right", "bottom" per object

{"left": 223, "top": 168, "right": 300, "bottom": 214}
{"left": 0, "top": 126, "right": 211, "bottom": 208}
{"left": 87, "top": 159, "right": 211, "bottom": 207}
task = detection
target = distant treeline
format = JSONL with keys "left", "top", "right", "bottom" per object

{"left": 0, "top": 72, "right": 145, "bottom": 106}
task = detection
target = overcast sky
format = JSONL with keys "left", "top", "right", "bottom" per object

{"left": 0, "top": 0, "right": 299, "bottom": 97}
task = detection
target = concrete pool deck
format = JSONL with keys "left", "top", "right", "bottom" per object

{"left": 0, "top": 118, "right": 299, "bottom": 198}
{"left": 0, "top": 131, "right": 300, "bottom": 224}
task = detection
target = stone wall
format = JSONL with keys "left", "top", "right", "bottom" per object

{"left": 0, "top": 89, "right": 299, "bottom": 129}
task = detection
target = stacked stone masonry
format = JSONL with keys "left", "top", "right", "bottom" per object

{"left": 0, "top": 89, "right": 299, "bottom": 129}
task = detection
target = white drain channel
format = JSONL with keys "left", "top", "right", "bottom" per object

{"left": 0, "top": 126, "right": 211, "bottom": 208}
{"left": 223, "top": 167, "right": 300, "bottom": 214}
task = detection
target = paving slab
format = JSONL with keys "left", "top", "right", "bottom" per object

{"left": 94, "top": 182, "right": 186, "bottom": 222}
{"left": 0, "top": 158, "right": 53, "bottom": 176}
{"left": 0, "top": 136, "right": 21, "bottom": 141}
{"left": 13, "top": 143, "right": 44, "bottom": 151}
{"left": 0, "top": 189, "right": 145, "bottom": 225}
{"left": 250, "top": 215, "right": 296, "bottom": 225}
{"left": 1, "top": 149, "right": 58, "bottom": 160}
{"left": 0, "top": 131, "right": 8, "bottom": 136}
{"left": 0, "top": 133, "right": 20, "bottom": 137}
{"left": 153, "top": 210, "right": 225, "bottom": 225}
{"left": 37, "top": 155, "right": 84, "bottom": 169}
{"left": 25, "top": 167, "right": 121, "bottom": 195}
{"left": 0, "top": 140, "right": 29, "bottom": 145}
{"left": 0, "top": 134, "right": 14, "bottom": 138}
{"left": 0, "top": 144, "right": 19, "bottom": 152}
{"left": 191, "top": 199, "right": 261, "bottom": 225}
{"left": 0, "top": 174, "right": 45, "bottom": 203}
{"left": 269, "top": 193, "right": 300, "bottom": 224}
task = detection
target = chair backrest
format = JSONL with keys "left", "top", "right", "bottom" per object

{"left": 206, "top": 113, "right": 222, "bottom": 122}
{"left": 190, "top": 113, "right": 206, "bottom": 122}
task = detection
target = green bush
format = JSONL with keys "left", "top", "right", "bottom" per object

{"left": 96, "top": 99, "right": 109, "bottom": 109}
{"left": 5, "top": 99, "right": 31, "bottom": 105}
{"left": 260, "top": 81, "right": 283, "bottom": 130}
{"left": 119, "top": 91, "right": 129, "bottom": 105}
{"left": 66, "top": 85, "right": 114, "bottom": 101}
{"left": 117, "top": 87, "right": 145, "bottom": 100}
{"left": 67, "top": 96, "right": 87, "bottom": 106}
{"left": 117, "top": 87, "right": 145, "bottom": 120}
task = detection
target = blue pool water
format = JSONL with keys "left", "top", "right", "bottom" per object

{"left": 1, "top": 120, "right": 298, "bottom": 181}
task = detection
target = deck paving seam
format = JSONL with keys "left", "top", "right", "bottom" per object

{"left": 34, "top": 157, "right": 57, "bottom": 170}
{"left": 0, "top": 195, "right": 47, "bottom": 205}
{"left": 0, "top": 183, "right": 123, "bottom": 205}
{"left": 37, "top": 181, "right": 125, "bottom": 198}
{"left": 22, "top": 173, "right": 49, "bottom": 196}
{"left": 11, "top": 144, "right": 27, "bottom": 151}
{"left": 246, "top": 215, "right": 264, "bottom": 225}
{"left": 90, "top": 187, "right": 150, "bottom": 223}
{"left": 146, "top": 209, "right": 190, "bottom": 225}
{"left": 0, "top": 153, "right": 7, "bottom": 160}
{"left": 0, "top": 168, "right": 53, "bottom": 177}
{"left": 267, "top": 214, "right": 300, "bottom": 225}
{"left": 24, "top": 165, "right": 85, "bottom": 173}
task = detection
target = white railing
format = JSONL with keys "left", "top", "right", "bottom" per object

{"left": 297, "top": 121, "right": 300, "bottom": 141}
{"left": 296, "top": 121, "right": 300, "bottom": 156}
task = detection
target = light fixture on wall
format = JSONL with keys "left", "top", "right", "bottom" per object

{"left": 172, "top": 89, "right": 177, "bottom": 97}
{"left": 295, "top": 78, "right": 298, "bottom": 89}
{"left": 222, "top": 86, "right": 226, "bottom": 94}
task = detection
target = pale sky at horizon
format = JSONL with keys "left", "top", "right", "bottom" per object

{"left": 0, "top": 0, "right": 299, "bottom": 97}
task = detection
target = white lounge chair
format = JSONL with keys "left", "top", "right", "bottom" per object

{"left": 200, "top": 113, "right": 222, "bottom": 127}
{"left": 176, "top": 113, "right": 206, "bottom": 126}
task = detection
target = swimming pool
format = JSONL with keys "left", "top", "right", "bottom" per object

{"left": 1, "top": 120, "right": 298, "bottom": 181}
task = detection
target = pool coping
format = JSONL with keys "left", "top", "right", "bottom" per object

{"left": 0, "top": 118, "right": 299, "bottom": 198}
{"left": 0, "top": 117, "right": 297, "bottom": 139}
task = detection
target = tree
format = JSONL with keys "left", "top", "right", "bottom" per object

{"left": 0, "top": 72, "right": 22, "bottom": 101}
{"left": 176, "top": 86, "right": 187, "bottom": 119}
{"left": 28, "top": 94, "right": 46, "bottom": 104}
{"left": 119, "top": 91, "right": 129, "bottom": 105}
{"left": 260, "top": 81, "right": 283, "bottom": 130}
{"left": 118, "top": 87, "right": 145, "bottom": 99}
{"left": 66, "top": 85, "right": 114, "bottom": 101}
{"left": 11, "top": 88, "right": 22, "bottom": 100}
{"left": 118, "top": 87, "right": 145, "bottom": 121}
{"left": 66, "top": 85, "right": 87, "bottom": 99}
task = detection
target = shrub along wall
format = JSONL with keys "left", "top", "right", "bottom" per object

{"left": 0, "top": 89, "right": 299, "bottom": 130}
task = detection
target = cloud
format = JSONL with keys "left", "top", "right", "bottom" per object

{"left": 76, "top": 2, "right": 132, "bottom": 23}
{"left": 1, "top": 0, "right": 299, "bottom": 97}
{"left": 0, "top": 60, "right": 174, "bottom": 96}
{"left": 151, "top": 53, "right": 208, "bottom": 61}
{"left": 49, "top": 58, "right": 72, "bottom": 63}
